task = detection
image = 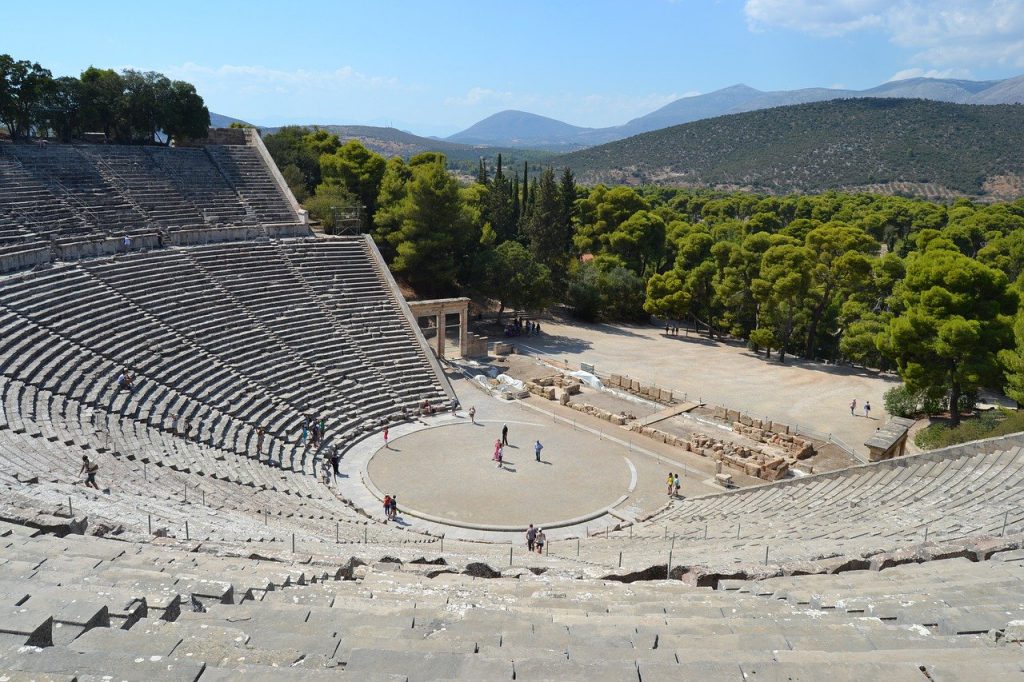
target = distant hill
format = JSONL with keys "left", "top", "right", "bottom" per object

{"left": 447, "top": 110, "right": 596, "bottom": 150}
{"left": 209, "top": 112, "right": 250, "bottom": 128}
{"left": 257, "top": 123, "right": 554, "bottom": 172}
{"left": 554, "top": 98, "right": 1024, "bottom": 200}
{"left": 449, "top": 75, "right": 1024, "bottom": 149}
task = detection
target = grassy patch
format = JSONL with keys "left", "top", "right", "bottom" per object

{"left": 914, "top": 409, "right": 1024, "bottom": 450}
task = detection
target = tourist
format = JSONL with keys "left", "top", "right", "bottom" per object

{"left": 389, "top": 495, "right": 398, "bottom": 520}
{"left": 318, "top": 417, "right": 326, "bottom": 443}
{"left": 80, "top": 455, "right": 100, "bottom": 490}
{"left": 665, "top": 323, "right": 670, "bottom": 335}
{"left": 864, "top": 401, "right": 871, "bottom": 418}
{"left": 526, "top": 524, "right": 536, "bottom": 552}
{"left": 493, "top": 439, "right": 502, "bottom": 465}
{"left": 123, "top": 235, "right": 132, "bottom": 251}
{"left": 502, "top": 423, "right": 509, "bottom": 446}
{"left": 535, "top": 439, "right": 543, "bottom": 462}
{"left": 383, "top": 427, "right": 390, "bottom": 449}
{"left": 320, "top": 458, "right": 332, "bottom": 485}
{"left": 256, "top": 427, "right": 265, "bottom": 456}
{"left": 535, "top": 528, "right": 546, "bottom": 554}
{"left": 674, "top": 473, "right": 681, "bottom": 497}
{"left": 667, "top": 473, "right": 674, "bottom": 496}
{"left": 383, "top": 494, "right": 391, "bottom": 522}
{"left": 496, "top": 443, "right": 504, "bottom": 469}
{"left": 850, "top": 399, "right": 857, "bottom": 416}
{"left": 300, "top": 421, "right": 309, "bottom": 446}
{"left": 469, "top": 406, "right": 476, "bottom": 424}
{"left": 330, "top": 448, "right": 341, "bottom": 480}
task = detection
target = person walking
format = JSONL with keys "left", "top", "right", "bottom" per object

{"left": 667, "top": 472, "right": 675, "bottom": 496}
{"left": 383, "top": 494, "right": 391, "bottom": 522}
{"left": 256, "top": 426, "right": 265, "bottom": 457}
{"left": 850, "top": 399, "right": 857, "bottom": 416}
{"left": 496, "top": 443, "right": 504, "bottom": 469}
{"left": 502, "top": 423, "right": 509, "bottom": 446}
{"left": 300, "top": 420, "right": 309, "bottom": 446}
{"left": 534, "top": 439, "right": 543, "bottom": 462}
{"left": 330, "top": 448, "right": 341, "bottom": 481}
{"left": 535, "top": 528, "right": 546, "bottom": 554}
{"left": 383, "top": 427, "right": 390, "bottom": 449}
{"left": 80, "top": 455, "right": 100, "bottom": 490}
{"left": 493, "top": 439, "right": 502, "bottom": 464}
{"left": 526, "top": 524, "right": 536, "bottom": 552}
{"left": 674, "top": 473, "right": 681, "bottom": 497}
{"left": 389, "top": 495, "right": 398, "bottom": 520}
{"left": 468, "top": 406, "right": 476, "bottom": 424}
{"left": 864, "top": 401, "right": 871, "bottom": 418}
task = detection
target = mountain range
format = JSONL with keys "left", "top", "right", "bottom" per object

{"left": 446, "top": 75, "right": 1024, "bottom": 150}
{"left": 552, "top": 98, "right": 1024, "bottom": 200}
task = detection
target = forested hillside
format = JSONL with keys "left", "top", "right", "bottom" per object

{"left": 556, "top": 99, "right": 1024, "bottom": 200}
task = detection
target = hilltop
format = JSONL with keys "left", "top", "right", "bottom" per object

{"left": 446, "top": 75, "right": 1024, "bottom": 149}
{"left": 554, "top": 98, "right": 1024, "bottom": 200}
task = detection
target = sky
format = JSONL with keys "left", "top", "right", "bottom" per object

{"left": 2, "top": 0, "right": 1023, "bottom": 136}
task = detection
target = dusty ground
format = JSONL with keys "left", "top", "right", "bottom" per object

{"left": 502, "top": 315, "right": 901, "bottom": 460}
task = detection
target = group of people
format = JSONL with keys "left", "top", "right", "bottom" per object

{"left": 491, "top": 423, "right": 546, "bottom": 468}
{"left": 849, "top": 399, "right": 872, "bottom": 418}
{"left": 664, "top": 324, "right": 681, "bottom": 336}
{"left": 301, "top": 414, "right": 328, "bottom": 447}
{"left": 382, "top": 493, "right": 399, "bottom": 521}
{"left": 667, "top": 472, "right": 681, "bottom": 497}
{"left": 526, "top": 524, "right": 546, "bottom": 553}
{"left": 503, "top": 317, "right": 542, "bottom": 338}
{"left": 116, "top": 367, "right": 136, "bottom": 392}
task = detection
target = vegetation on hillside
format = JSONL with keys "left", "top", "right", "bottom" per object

{"left": 555, "top": 99, "right": 1024, "bottom": 199}
{"left": 0, "top": 53, "right": 209, "bottom": 144}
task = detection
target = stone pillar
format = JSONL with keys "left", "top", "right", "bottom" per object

{"left": 435, "top": 313, "right": 445, "bottom": 358}
{"left": 459, "top": 305, "right": 469, "bottom": 357}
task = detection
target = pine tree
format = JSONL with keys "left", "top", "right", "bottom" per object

{"left": 477, "top": 157, "right": 487, "bottom": 185}
{"left": 512, "top": 171, "right": 521, "bottom": 227}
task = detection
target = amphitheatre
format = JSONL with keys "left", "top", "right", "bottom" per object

{"left": 0, "top": 127, "right": 1023, "bottom": 681}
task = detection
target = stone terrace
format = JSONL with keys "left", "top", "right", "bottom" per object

{"left": 1, "top": 519, "right": 1023, "bottom": 680}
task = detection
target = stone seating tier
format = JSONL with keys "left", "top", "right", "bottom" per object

{"left": 0, "top": 142, "right": 299, "bottom": 247}
{"left": 0, "top": 521, "right": 1022, "bottom": 680}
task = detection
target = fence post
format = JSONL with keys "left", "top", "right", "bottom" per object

{"left": 148, "top": 514, "right": 152, "bottom": 535}
{"left": 184, "top": 485, "right": 187, "bottom": 503}
{"left": 202, "top": 490, "right": 205, "bottom": 506}
{"left": 185, "top": 520, "right": 189, "bottom": 541}
{"left": 704, "top": 524, "right": 708, "bottom": 540}
{"left": 765, "top": 546, "right": 769, "bottom": 565}
{"left": 923, "top": 525, "right": 929, "bottom": 543}
{"left": 68, "top": 496, "right": 73, "bottom": 517}
{"left": 441, "top": 535, "right": 444, "bottom": 553}
{"left": 737, "top": 523, "right": 741, "bottom": 539}
{"left": 667, "top": 550, "right": 672, "bottom": 579}
{"left": 364, "top": 526, "right": 368, "bottom": 544}
{"left": 1002, "top": 511, "right": 1009, "bottom": 537}
{"left": 577, "top": 538, "right": 580, "bottom": 556}
{"left": 509, "top": 545, "right": 513, "bottom": 567}
{"left": 144, "top": 463, "right": 147, "bottom": 481}
{"left": 619, "top": 551, "right": 622, "bottom": 568}
{"left": 336, "top": 522, "right": 339, "bottom": 543}
{"left": 292, "top": 533, "right": 296, "bottom": 553}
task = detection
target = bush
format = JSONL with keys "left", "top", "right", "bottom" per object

{"left": 914, "top": 408, "right": 1024, "bottom": 450}
{"left": 883, "top": 385, "right": 918, "bottom": 418}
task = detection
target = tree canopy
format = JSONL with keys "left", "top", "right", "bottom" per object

{"left": 1, "top": 54, "right": 209, "bottom": 144}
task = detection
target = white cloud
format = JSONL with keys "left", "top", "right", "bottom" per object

{"left": 745, "top": 0, "right": 1024, "bottom": 69}
{"left": 443, "top": 87, "right": 517, "bottom": 107}
{"left": 887, "top": 67, "right": 970, "bottom": 81}
{"left": 160, "top": 62, "right": 401, "bottom": 96}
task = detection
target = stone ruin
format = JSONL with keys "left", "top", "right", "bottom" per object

{"left": 526, "top": 374, "right": 582, "bottom": 403}
{"left": 629, "top": 424, "right": 791, "bottom": 481}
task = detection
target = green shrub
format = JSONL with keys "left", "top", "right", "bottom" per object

{"left": 884, "top": 385, "right": 918, "bottom": 418}
{"left": 914, "top": 409, "right": 1024, "bottom": 450}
